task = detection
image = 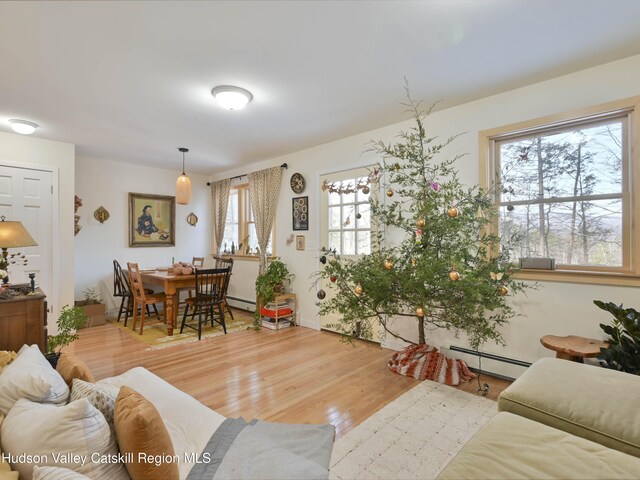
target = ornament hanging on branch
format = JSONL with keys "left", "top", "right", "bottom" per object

{"left": 386, "top": 188, "right": 394, "bottom": 198}
{"left": 497, "top": 285, "right": 509, "bottom": 296}
{"left": 415, "top": 306, "right": 425, "bottom": 317}
{"left": 354, "top": 283, "right": 363, "bottom": 296}
{"left": 317, "top": 289, "right": 327, "bottom": 300}
{"left": 330, "top": 275, "right": 337, "bottom": 283}
{"left": 415, "top": 228, "right": 423, "bottom": 245}
{"left": 449, "top": 266, "right": 461, "bottom": 282}
{"left": 447, "top": 206, "right": 460, "bottom": 218}
{"left": 384, "top": 259, "right": 393, "bottom": 270}
{"left": 416, "top": 217, "right": 426, "bottom": 228}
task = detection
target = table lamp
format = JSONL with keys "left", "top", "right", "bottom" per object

{"left": 0, "top": 216, "right": 38, "bottom": 284}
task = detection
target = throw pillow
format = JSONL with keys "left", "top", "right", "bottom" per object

{"left": 0, "top": 398, "right": 129, "bottom": 480}
{"left": 70, "top": 379, "right": 116, "bottom": 435}
{"left": 56, "top": 352, "right": 95, "bottom": 389}
{"left": 0, "top": 350, "right": 16, "bottom": 374}
{"left": 115, "top": 386, "right": 180, "bottom": 480}
{"left": 0, "top": 345, "right": 69, "bottom": 415}
{"left": 33, "top": 466, "right": 91, "bottom": 480}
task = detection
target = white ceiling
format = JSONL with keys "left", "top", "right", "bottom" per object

{"left": 1, "top": 1, "right": 640, "bottom": 175}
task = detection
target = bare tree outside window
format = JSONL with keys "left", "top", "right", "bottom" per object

{"left": 496, "top": 117, "right": 625, "bottom": 268}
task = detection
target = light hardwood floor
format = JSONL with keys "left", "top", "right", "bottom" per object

{"left": 68, "top": 310, "right": 509, "bottom": 439}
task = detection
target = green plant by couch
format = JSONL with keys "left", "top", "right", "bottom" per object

{"left": 594, "top": 300, "right": 640, "bottom": 375}
{"left": 255, "top": 258, "right": 293, "bottom": 305}
{"left": 47, "top": 305, "right": 88, "bottom": 354}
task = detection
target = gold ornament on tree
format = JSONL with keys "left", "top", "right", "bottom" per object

{"left": 449, "top": 266, "right": 461, "bottom": 282}
{"left": 386, "top": 188, "right": 394, "bottom": 198}
{"left": 354, "top": 283, "right": 364, "bottom": 296}
{"left": 447, "top": 206, "right": 460, "bottom": 218}
{"left": 415, "top": 306, "right": 425, "bottom": 317}
{"left": 498, "top": 285, "right": 509, "bottom": 296}
{"left": 416, "top": 217, "right": 426, "bottom": 228}
{"left": 383, "top": 259, "right": 393, "bottom": 270}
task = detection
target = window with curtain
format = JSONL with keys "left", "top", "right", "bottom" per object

{"left": 221, "top": 185, "right": 274, "bottom": 256}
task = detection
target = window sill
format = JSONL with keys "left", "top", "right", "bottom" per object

{"left": 217, "top": 254, "right": 276, "bottom": 262}
{"left": 515, "top": 269, "right": 640, "bottom": 287}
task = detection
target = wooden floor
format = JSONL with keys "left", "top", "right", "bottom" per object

{"left": 68, "top": 309, "right": 509, "bottom": 439}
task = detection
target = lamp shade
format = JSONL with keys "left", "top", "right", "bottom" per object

{"left": 0, "top": 220, "right": 38, "bottom": 248}
{"left": 176, "top": 174, "right": 192, "bottom": 205}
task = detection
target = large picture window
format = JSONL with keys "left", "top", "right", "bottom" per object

{"left": 480, "top": 97, "right": 639, "bottom": 285}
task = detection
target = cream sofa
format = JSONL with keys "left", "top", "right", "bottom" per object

{"left": 437, "top": 358, "right": 640, "bottom": 479}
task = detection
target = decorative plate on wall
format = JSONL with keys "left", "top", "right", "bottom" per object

{"left": 290, "top": 173, "right": 306, "bottom": 194}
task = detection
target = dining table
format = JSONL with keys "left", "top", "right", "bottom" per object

{"left": 139, "top": 270, "right": 200, "bottom": 336}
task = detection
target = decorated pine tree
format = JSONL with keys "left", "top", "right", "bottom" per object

{"left": 316, "top": 91, "right": 529, "bottom": 351}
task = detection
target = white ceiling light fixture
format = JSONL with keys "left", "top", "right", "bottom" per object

{"left": 211, "top": 85, "right": 253, "bottom": 111}
{"left": 9, "top": 119, "right": 38, "bottom": 135}
{"left": 176, "top": 147, "right": 192, "bottom": 205}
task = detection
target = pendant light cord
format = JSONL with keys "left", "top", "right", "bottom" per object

{"left": 182, "top": 151, "right": 186, "bottom": 175}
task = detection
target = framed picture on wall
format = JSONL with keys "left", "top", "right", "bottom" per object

{"left": 296, "top": 235, "right": 305, "bottom": 251}
{"left": 129, "top": 193, "right": 176, "bottom": 247}
{"left": 292, "top": 196, "right": 309, "bottom": 231}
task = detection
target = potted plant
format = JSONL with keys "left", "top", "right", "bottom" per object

{"left": 255, "top": 258, "right": 293, "bottom": 305}
{"left": 594, "top": 300, "right": 640, "bottom": 375}
{"left": 45, "top": 305, "right": 88, "bottom": 368}
{"left": 75, "top": 287, "right": 106, "bottom": 327}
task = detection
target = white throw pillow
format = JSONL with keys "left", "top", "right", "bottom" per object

{"left": 0, "top": 345, "right": 69, "bottom": 415}
{"left": 71, "top": 379, "right": 117, "bottom": 436}
{"left": 0, "top": 398, "right": 129, "bottom": 480}
{"left": 33, "top": 466, "right": 91, "bottom": 480}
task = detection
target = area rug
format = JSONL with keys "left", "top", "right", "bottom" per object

{"left": 108, "top": 310, "right": 254, "bottom": 350}
{"left": 329, "top": 380, "right": 496, "bottom": 480}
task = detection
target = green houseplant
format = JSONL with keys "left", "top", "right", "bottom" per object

{"left": 45, "top": 305, "right": 88, "bottom": 368}
{"left": 75, "top": 287, "right": 106, "bottom": 327}
{"left": 594, "top": 300, "right": 640, "bottom": 375}
{"left": 255, "top": 258, "right": 293, "bottom": 305}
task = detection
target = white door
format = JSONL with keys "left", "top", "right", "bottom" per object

{"left": 319, "top": 166, "right": 381, "bottom": 342}
{"left": 0, "top": 166, "right": 52, "bottom": 300}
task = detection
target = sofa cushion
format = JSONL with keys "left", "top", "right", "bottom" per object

{"left": 98, "top": 367, "right": 225, "bottom": 479}
{"left": 0, "top": 345, "right": 69, "bottom": 415}
{"left": 71, "top": 379, "right": 116, "bottom": 436}
{"left": 498, "top": 357, "right": 640, "bottom": 457}
{"left": 114, "top": 386, "right": 179, "bottom": 480}
{"left": 56, "top": 352, "right": 95, "bottom": 388}
{"left": 0, "top": 398, "right": 128, "bottom": 480}
{"left": 33, "top": 466, "right": 91, "bottom": 480}
{"left": 437, "top": 412, "right": 640, "bottom": 480}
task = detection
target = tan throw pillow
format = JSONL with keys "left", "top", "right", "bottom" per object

{"left": 114, "top": 386, "right": 179, "bottom": 480}
{"left": 56, "top": 352, "right": 95, "bottom": 389}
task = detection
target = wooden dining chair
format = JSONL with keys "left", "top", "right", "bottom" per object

{"left": 127, "top": 262, "right": 167, "bottom": 335}
{"left": 212, "top": 255, "right": 235, "bottom": 320}
{"left": 113, "top": 260, "right": 159, "bottom": 326}
{"left": 180, "top": 267, "right": 231, "bottom": 340}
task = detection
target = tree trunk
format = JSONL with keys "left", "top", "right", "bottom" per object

{"left": 536, "top": 138, "right": 547, "bottom": 256}
{"left": 418, "top": 315, "right": 425, "bottom": 345}
{"left": 567, "top": 144, "right": 581, "bottom": 264}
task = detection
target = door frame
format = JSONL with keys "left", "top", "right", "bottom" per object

{"left": 0, "top": 160, "right": 60, "bottom": 322}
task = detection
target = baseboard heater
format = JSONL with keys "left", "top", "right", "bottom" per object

{"left": 226, "top": 296, "right": 255, "bottom": 306}
{"left": 448, "top": 345, "right": 532, "bottom": 381}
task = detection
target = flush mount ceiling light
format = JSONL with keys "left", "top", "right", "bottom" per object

{"left": 211, "top": 85, "right": 253, "bottom": 111}
{"left": 9, "top": 119, "right": 38, "bottom": 135}
{"left": 176, "top": 147, "right": 192, "bottom": 205}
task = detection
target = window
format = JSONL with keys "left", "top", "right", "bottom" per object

{"left": 480, "top": 97, "right": 640, "bottom": 285}
{"left": 221, "top": 185, "right": 274, "bottom": 256}
{"left": 321, "top": 167, "right": 375, "bottom": 256}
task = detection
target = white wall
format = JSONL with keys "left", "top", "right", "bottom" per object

{"left": 74, "top": 156, "right": 212, "bottom": 315}
{"left": 212, "top": 54, "right": 640, "bottom": 376}
{"left": 0, "top": 131, "right": 75, "bottom": 332}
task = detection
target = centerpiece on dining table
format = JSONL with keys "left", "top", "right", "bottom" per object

{"left": 168, "top": 262, "right": 194, "bottom": 275}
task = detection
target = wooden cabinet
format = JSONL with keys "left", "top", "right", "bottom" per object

{"left": 0, "top": 287, "right": 47, "bottom": 353}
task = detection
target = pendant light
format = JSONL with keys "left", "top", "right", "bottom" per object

{"left": 176, "top": 147, "right": 191, "bottom": 205}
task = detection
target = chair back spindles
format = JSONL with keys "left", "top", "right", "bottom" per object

{"left": 127, "top": 262, "right": 147, "bottom": 303}
{"left": 113, "top": 260, "right": 131, "bottom": 297}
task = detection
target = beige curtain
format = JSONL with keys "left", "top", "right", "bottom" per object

{"left": 248, "top": 166, "right": 283, "bottom": 274}
{"left": 211, "top": 179, "right": 231, "bottom": 255}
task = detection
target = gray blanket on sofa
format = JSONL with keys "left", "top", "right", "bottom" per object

{"left": 186, "top": 418, "right": 335, "bottom": 480}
